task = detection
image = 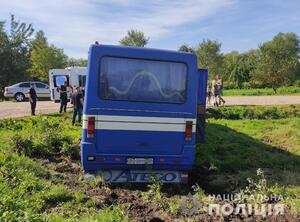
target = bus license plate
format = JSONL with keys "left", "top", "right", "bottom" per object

{"left": 126, "top": 158, "right": 153, "bottom": 165}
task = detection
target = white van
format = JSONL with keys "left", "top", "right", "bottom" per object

{"left": 49, "top": 67, "right": 86, "bottom": 102}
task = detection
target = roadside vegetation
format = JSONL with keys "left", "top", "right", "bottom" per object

{"left": 0, "top": 106, "right": 300, "bottom": 221}
{"left": 223, "top": 86, "right": 300, "bottom": 96}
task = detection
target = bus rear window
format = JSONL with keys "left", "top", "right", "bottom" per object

{"left": 99, "top": 57, "right": 187, "bottom": 103}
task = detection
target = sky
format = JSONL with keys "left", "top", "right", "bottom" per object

{"left": 0, "top": 0, "right": 300, "bottom": 59}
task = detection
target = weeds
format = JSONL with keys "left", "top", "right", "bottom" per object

{"left": 238, "top": 169, "right": 269, "bottom": 204}
{"left": 142, "top": 177, "right": 168, "bottom": 209}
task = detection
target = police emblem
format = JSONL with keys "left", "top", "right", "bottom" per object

{"left": 179, "top": 192, "right": 201, "bottom": 216}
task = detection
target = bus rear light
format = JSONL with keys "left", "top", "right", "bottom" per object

{"left": 87, "top": 117, "right": 95, "bottom": 138}
{"left": 159, "top": 158, "right": 165, "bottom": 163}
{"left": 115, "top": 156, "right": 121, "bottom": 162}
{"left": 173, "top": 159, "right": 182, "bottom": 164}
{"left": 185, "top": 121, "right": 193, "bottom": 141}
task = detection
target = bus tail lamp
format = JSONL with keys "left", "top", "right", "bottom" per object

{"left": 185, "top": 121, "right": 193, "bottom": 141}
{"left": 159, "top": 158, "right": 165, "bottom": 163}
{"left": 87, "top": 117, "right": 95, "bottom": 138}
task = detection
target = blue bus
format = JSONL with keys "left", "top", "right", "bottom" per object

{"left": 81, "top": 44, "right": 207, "bottom": 183}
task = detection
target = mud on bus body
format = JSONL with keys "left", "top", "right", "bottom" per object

{"left": 81, "top": 44, "right": 207, "bottom": 183}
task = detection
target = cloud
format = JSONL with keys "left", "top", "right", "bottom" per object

{"left": 0, "top": 0, "right": 234, "bottom": 58}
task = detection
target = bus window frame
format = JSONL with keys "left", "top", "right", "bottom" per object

{"left": 97, "top": 56, "right": 189, "bottom": 105}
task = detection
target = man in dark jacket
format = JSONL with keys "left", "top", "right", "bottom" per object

{"left": 72, "top": 86, "right": 84, "bottom": 125}
{"left": 28, "top": 83, "right": 37, "bottom": 115}
{"left": 59, "top": 81, "right": 68, "bottom": 113}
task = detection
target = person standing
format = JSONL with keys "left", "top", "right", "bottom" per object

{"left": 213, "top": 75, "right": 225, "bottom": 106}
{"left": 206, "top": 82, "right": 212, "bottom": 106}
{"left": 216, "top": 75, "right": 225, "bottom": 106}
{"left": 59, "top": 81, "right": 68, "bottom": 113}
{"left": 28, "top": 83, "right": 37, "bottom": 115}
{"left": 72, "top": 87, "right": 84, "bottom": 125}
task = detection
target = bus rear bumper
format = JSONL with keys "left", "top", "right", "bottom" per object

{"left": 81, "top": 142, "right": 195, "bottom": 177}
{"left": 83, "top": 169, "right": 189, "bottom": 183}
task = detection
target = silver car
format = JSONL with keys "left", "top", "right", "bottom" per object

{"left": 4, "top": 82, "right": 50, "bottom": 102}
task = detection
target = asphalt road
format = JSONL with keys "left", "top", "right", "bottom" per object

{"left": 1, "top": 96, "right": 300, "bottom": 120}
{"left": 0, "top": 101, "right": 71, "bottom": 119}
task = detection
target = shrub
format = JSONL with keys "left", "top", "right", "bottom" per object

{"left": 10, "top": 134, "right": 35, "bottom": 156}
{"left": 60, "top": 138, "right": 80, "bottom": 160}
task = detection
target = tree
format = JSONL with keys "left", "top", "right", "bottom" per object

{"left": 29, "top": 30, "right": 67, "bottom": 81}
{"left": 178, "top": 44, "right": 190, "bottom": 52}
{"left": 119, "top": 29, "right": 149, "bottom": 47}
{"left": 254, "top": 32, "right": 300, "bottom": 92}
{"left": 222, "top": 50, "right": 259, "bottom": 88}
{"left": 66, "top": 58, "right": 88, "bottom": 67}
{"left": 0, "top": 14, "right": 34, "bottom": 89}
{"left": 195, "top": 39, "right": 223, "bottom": 78}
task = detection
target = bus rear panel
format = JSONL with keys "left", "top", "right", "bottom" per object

{"left": 81, "top": 44, "right": 206, "bottom": 183}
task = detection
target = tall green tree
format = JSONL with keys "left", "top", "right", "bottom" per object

{"left": 30, "top": 30, "right": 67, "bottom": 81}
{"left": 66, "top": 58, "right": 88, "bottom": 67}
{"left": 222, "top": 50, "right": 259, "bottom": 88}
{"left": 254, "top": 32, "right": 300, "bottom": 92}
{"left": 195, "top": 39, "right": 223, "bottom": 78}
{"left": 0, "top": 15, "right": 34, "bottom": 89}
{"left": 119, "top": 29, "right": 149, "bottom": 47}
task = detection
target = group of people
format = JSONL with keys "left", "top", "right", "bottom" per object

{"left": 58, "top": 81, "right": 84, "bottom": 125}
{"left": 28, "top": 81, "right": 84, "bottom": 125}
{"left": 207, "top": 75, "right": 226, "bottom": 106}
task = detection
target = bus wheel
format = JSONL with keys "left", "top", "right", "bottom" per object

{"left": 15, "top": 93, "right": 25, "bottom": 102}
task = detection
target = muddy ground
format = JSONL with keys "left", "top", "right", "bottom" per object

{"left": 40, "top": 157, "right": 300, "bottom": 222}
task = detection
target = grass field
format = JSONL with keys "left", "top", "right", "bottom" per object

{"left": 0, "top": 106, "right": 300, "bottom": 221}
{"left": 223, "top": 86, "right": 300, "bottom": 96}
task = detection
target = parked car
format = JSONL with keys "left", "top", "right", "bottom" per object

{"left": 4, "top": 82, "right": 50, "bottom": 102}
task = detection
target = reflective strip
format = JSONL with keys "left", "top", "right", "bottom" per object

{"left": 83, "top": 115, "right": 196, "bottom": 124}
{"left": 82, "top": 115, "right": 196, "bottom": 132}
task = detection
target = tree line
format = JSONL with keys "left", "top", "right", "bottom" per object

{"left": 1, "top": 14, "right": 299, "bottom": 93}
{"left": 121, "top": 30, "right": 300, "bottom": 92}
{"left": 0, "top": 15, "right": 87, "bottom": 90}
{"left": 187, "top": 33, "right": 300, "bottom": 92}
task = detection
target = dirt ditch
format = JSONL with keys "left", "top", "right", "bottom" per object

{"left": 40, "top": 157, "right": 300, "bottom": 222}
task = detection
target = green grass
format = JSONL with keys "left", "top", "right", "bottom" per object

{"left": 0, "top": 113, "right": 129, "bottom": 221}
{"left": 223, "top": 86, "right": 300, "bottom": 96}
{"left": 206, "top": 104, "right": 300, "bottom": 120}
{"left": 196, "top": 113, "right": 300, "bottom": 214}
{"left": 0, "top": 107, "right": 300, "bottom": 220}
